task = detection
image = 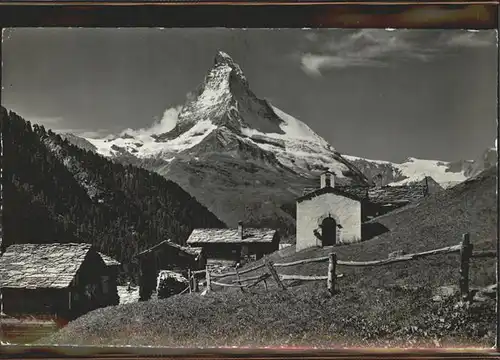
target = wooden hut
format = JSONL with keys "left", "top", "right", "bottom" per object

{"left": 0, "top": 243, "right": 118, "bottom": 321}
{"left": 186, "top": 222, "right": 280, "bottom": 268}
{"left": 135, "top": 239, "right": 203, "bottom": 301}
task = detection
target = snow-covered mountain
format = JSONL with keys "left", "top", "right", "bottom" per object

{"left": 342, "top": 155, "right": 469, "bottom": 189}
{"left": 61, "top": 51, "right": 496, "bottom": 239}
{"left": 84, "top": 52, "right": 368, "bottom": 185}
{"left": 343, "top": 144, "right": 497, "bottom": 190}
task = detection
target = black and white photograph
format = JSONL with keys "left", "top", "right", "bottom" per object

{"left": 0, "top": 28, "right": 497, "bottom": 348}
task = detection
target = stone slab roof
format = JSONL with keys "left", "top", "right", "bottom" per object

{"left": 300, "top": 184, "right": 428, "bottom": 205}
{"left": 367, "top": 184, "right": 428, "bottom": 204}
{"left": 98, "top": 252, "right": 121, "bottom": 267}
{"left": 187, "top": 228, "right": 276, "bottom": 245}
{"left": 297, "top": 186, "right": 364, "bottom": 203}
{"left": 136, "top": 239, "right": 203, "bottom": 260}
{"left": 0, "top": 243, "right": 93, "bottom": 289}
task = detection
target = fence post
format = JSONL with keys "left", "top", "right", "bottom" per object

{"left": 206, "top": 266, "right": 211, "bottom": 293}
{"left": 235, "top": 266, "right": 246, "bottom": 293}
{"left": 193, "top": 273, "right": 199, "bottom": 293}
{"left": 265, "top": 256, "right": 286, "bottom": 290}
{"left": 459, "top": 233, "right": 473, "bottom": 300}
{"left": 327, "top": 252, "right": 337, "bottom": 295}
{"left": 188, "top": 269, "right": 192, "bottom": 294}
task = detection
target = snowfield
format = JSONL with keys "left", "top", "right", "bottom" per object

{"left": 88, "top": 119, "right": 217, "bottom": 159}
{"left": 344, "top": 155, "right": 469, "bottom": 188}
{"left": 394, "top": 157, "right": 468, "bottom": 185}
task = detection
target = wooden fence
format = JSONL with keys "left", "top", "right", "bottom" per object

{"left": 187, "top": 233, "right": 495, "bottom": 299}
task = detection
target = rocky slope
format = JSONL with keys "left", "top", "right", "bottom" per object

{"left": 465, "top": 147, "right": 497, "bottom": 178}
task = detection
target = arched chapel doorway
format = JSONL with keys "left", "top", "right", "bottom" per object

{"left": 321, "top": 217, "right": 337, "bottom": 246}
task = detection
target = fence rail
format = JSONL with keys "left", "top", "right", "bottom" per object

{"left": 210, "top": 263, "right": 266, "bottom": 279}
{"left": 192, "top": 233, "right": 494, "bottom": 299}
{"left": 471, "top": 250, "right": 496, "bottom": 258}
{"left": 336, "top": 244, "right": 462, "bottom": 267}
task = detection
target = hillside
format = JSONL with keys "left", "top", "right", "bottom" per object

{"left": 42, "top": 166, "right": 497, "bottom": 347}
{"left": 2, "top": 107, "right": 225, "bottom": 277}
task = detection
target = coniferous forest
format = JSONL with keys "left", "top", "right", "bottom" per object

{"left": 1, "top": 107, "right": 226, "bottom": 280}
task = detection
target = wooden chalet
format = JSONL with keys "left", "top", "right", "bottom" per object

{"left": 135, "top": 239, "right": 203, "bottom": 301}
{"left": 0, "top": 243, "right": 119, "bottom": 321}
{"left": 186, "top": 221, "right": 280, "bottom": 268}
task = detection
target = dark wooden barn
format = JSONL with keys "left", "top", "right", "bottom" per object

{"left": 0, "top": 243, "right": 119, "bottom": 322}
{"left": 186, "top": 221, "right": 280, "bottom": 268}
{"left": 97, "top": 252, "right": 121, "bottom": 306}
{"left": 135, "top": 239, "right": 203, "bottom": 301}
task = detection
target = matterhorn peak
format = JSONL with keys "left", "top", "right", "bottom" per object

{"left": 214, "top": 51, "right": 236, "bottom": 66}
{"left": 211, "top": 51, "right": 248, "bottom": 86}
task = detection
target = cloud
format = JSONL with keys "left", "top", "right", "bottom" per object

{"left": 301, "top": 53, "right": 385, "bottom": 76}
{"left": 38, "top": 106, "right": 182, "bottom": 140}
{"left": 442, "top": 31, "right": 497, "bottom": 48}
{"left": 119, "top": 106, "right": 182, "bottom": 138}
{"left": 299, "top": 29, "right": 496, "bottom": 76}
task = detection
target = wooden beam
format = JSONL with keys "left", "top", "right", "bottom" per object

{"left": 235, "top": 267, "right": 245, "bottom": 293}
{"left": 187, "top": 269, "right": 192, "bottom": 294}
{"left": 230, "top": 274, "right": 268, "bottom": 284}
{"left": 280, "top": 274, "right": 328, "bottom": 281}
{"left": 211, "top": 281, "right": 245, "bottom": 288}
{"left": 327, "top": 252, "right": 337, "bottom": 295}
{"left": 337, "top": 244, "right": 462, "bottom": 267}
{"left": 274, "top": 256, "right": 329, "bottom": 268}
{"left": 205, "top": 266, "right": 211, "bottom": 293}
{"left": 191, "top": 269, "right": 207, "bottom": 275}
{"left": 459, "top": 233, "right": 473, "bottom": 299}
{"left": 265, "top": 256, "right": 286, "bottom": 290}
{"left": 278, "top": 273, "right": 343, "bottom": 282}
{"left": 248, "top": 274, "right": 271, "bottom": 289}
{"left": 471, "top": 250, "right": 496, "bottom": 258}
{"left": 210, "top": 263, "right": 266, "bottom": 278}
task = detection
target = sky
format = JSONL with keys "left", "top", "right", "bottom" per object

{"left": 1, "top": 28, "right": 497, "bottom": 163}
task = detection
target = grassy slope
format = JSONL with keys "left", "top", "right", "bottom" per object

{"left": 42, "top": 167, "right": 497, "bottom": 348}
